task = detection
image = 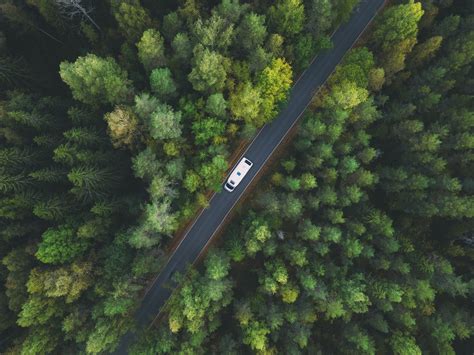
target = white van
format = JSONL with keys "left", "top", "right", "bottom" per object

{"left": 224, "top": 157, "right": 253, "bottom": 192}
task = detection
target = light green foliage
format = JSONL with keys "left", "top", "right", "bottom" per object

{"left": 20, "top": 326, "right": 60, "bottom": 355}
{"left": 205, "top": 93, "right": 227, "bottom": 117}
{"left": 27, "top": 262, "right": 92, "bottom": 303}
{"left": 17, "top": 295, "right": 61, "bottom": 327}
{"left": 237, "top": 13, "right": 267, "bottom": 53}
{"left": 36, "top": 225, "right": 88, "bottom": 264}
{"left": 137, "top": 29, "right": 166, "bottom": 72}
{"left": 148, "top": 103, "right": 182, "bottom": 140}
{"left": 199, "top": 155, "right": 228, "bottom": 190}
{"left": 373, "top": 0, "right": 424, "bottom": 51}
{"left": 205, "top": 250, "right": 230, "bottom": 280}
{"left": 104, "top": 105, "right": 140, "bottom": 148}
{"left": 189, "top": 46, "right": 230, "bottom": 93}
{"left": 184, "top": 170, "right": 202, "bottom": 193}
{"left": 193, "top": 13, "right": 234, "bottom": 50}
{"left": 324, "top": 80, "right": 368, "bottom": 109}
{"left": 229, "top": 82, "right": 262, "bottom": 125}
{"left": 166, "top": 255, "right": 233, "bottom": 335}
{"left": 60, "top": 54, "right": 132, "bottom": 106}
{"left": 257, "top": 58, "right": 293, "bottom": 124}
{"left": 390, "top": 332, "right": 422, "bottom": 355}
{"left": 192, "top": 117, "right": 226, "bottom": 145}
{"left": 332, "top": 47, "right": 375, "bottom": 88}
{"left": 112, "top": 0, "right": 153, "bottom": 42}
{"left": 149, "top": 68, "right": 177, "bottom": 98}
{"left": 268, "top": 0, "right": 305, "bottom": 37}
{"left": 85, "top": 317, "right": 129, "bottom": 354}
{"left": 132, "top": 147, "right": 161, "bottom": 180}
{"left": 243, "top": 215, "right": 272, "bottom": 256}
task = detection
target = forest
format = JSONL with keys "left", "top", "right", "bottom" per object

{"left": 0, "top": 0, "right": 473, "bottom": 354}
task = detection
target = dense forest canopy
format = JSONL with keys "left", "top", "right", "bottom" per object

{"left": 0, "top": 0, "right": 473, "bottom": 354}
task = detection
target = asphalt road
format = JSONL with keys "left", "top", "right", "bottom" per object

{"left": 115, "top": 0, "right": 385, "bottom": 352}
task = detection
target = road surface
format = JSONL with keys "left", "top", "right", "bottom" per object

{"left": 115, "top": 0, "right": 385, "bottom": 352}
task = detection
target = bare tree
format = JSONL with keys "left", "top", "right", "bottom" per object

{"left": 55, "top": 0, "right": 101, "bottom": 31}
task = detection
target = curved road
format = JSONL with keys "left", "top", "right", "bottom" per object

{"left": 115, "top": 0, "right": 385, "bottom": 352}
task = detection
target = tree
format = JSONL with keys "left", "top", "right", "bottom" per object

{"left": 409, "top": 36, "right": 443, "bottom": 68}
{"left": 390, "top": 332, "right": 422, "bottom": 355}
{"left": 104, "top": 105, "right": 140, "bottom": 148}
{"left": 86, "top": 317, "right": 129, "bottom": 354}
{"left": 243, "top": 215, "right": 272, "bottom": 256}
{"left": 188, "top": 46, "right": 229, "bottom": 93}
{"left": 20, "top": 326, "right": 60, "bottom": 355}
{"left": 205, "top": 250, "right": 230, "bottom": 280}
{"left": 333, "top": 0, "right": 359, "bottom": 23}
{"left": 324, "top": 80, "right": 368, "bottom": 110}
{"left": 199, "top": 155, "right": 228, "bottom": 190}
{"left": 192, "top": 117, "right": 226, "bottom": 145}
{"left": 162, "top": 12, "right": 183, "bottom": 41}
{"left": 27, "top": 262, "right": 93, "bottom": 303}
{"left": 213, "top": 0, "right": 249, "bottom": 23}
{"left": 373, "top": 1, "right": 424, "bottom": 51}
{"left": 306, "top": 0, "right": 332, "bottom": 37}
{"left": 257, "top": 58, "right": 293, "bottom": 123}
{"left": 137, "top": 29, "right": 166, "bottom": 72}
{"left": 205, "top": 93, "right": 227, "bottom": 117}
{"left": 193, "top": 13, "right": 234, "bottom": 50}
{"left": 149, "top": 68, "right": 177, "bottom": 98}
{"left": 148, "top": 104, "right": 182, "bottom": 140}
{"left": 68, "top": 165, "right": 120, "bottom": 201}
{"left": 171, "top": 32, "right": 192, "bottom": 61}
{"left": 229, "top": 82, "right": 262, "bottom": 125}
{"left": 36, "top": 225, "right": 88, "bottom": 264}
{"left": 134, "top": 93, "right": 160, "bottom": 119}
{"left": 268, "top": 0, "right": 305, "bottom": 37}
{"left": 236, "top": 13, "right": 267, "bottom": 53}
{"left": 112, "top": 0, "right": 153, "bottom": 42}
{"left": 60, "top": 54, "right": 132, "bottom": 106}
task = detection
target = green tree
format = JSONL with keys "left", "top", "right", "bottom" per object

{"left": 193, "top": 13, "right": 234, "bottom": 50}
{"left": 148, "top": 104, "right": 182, "bottom": 140}
{"left": 149, "top": 68, "right": 177, "bottom": 98}
{"left": 373, "top": 1, "right": 424, "bottom": 51}
{"left": 104, "top": 105, "right": 140, "bottom": 148}
{"left": 112, "top": 0, "right": 153, "bottom": 42}
{"left": 306, "top": 0, "right": 333, "bottom": 37}
{"left": 137, "top": 29, "right": 166, "bottom": 72}
{"left": 409, "top": 36, "right": 443, "bottom": 67}
{"left": 236, "top": 13, "right": 267, "bottom": 53}
{"left": 192, "top": 117, "right": 226, "bottom": 145}
{"left": 188, "top": 46, "right": 230, "bottom": 93}
{"left": 171, "top": 33, "right": 192, "bottom": 62}
{"left": 229, "top": 82, "right": 262, "bottom": 125}
{"left": 60, "top": 54, "right": 132, "bottom": 106}
{"left": 257, "top": 58, "right": 293, "bottom": 123}
{"left": 205, "top": 93, "right": 227, "bottom": 118}
{"left": 35, "top": 225, "right": 87, "bottom": 264}
{"left": 268, "top": 0, "right": 305, "bottom": 37}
